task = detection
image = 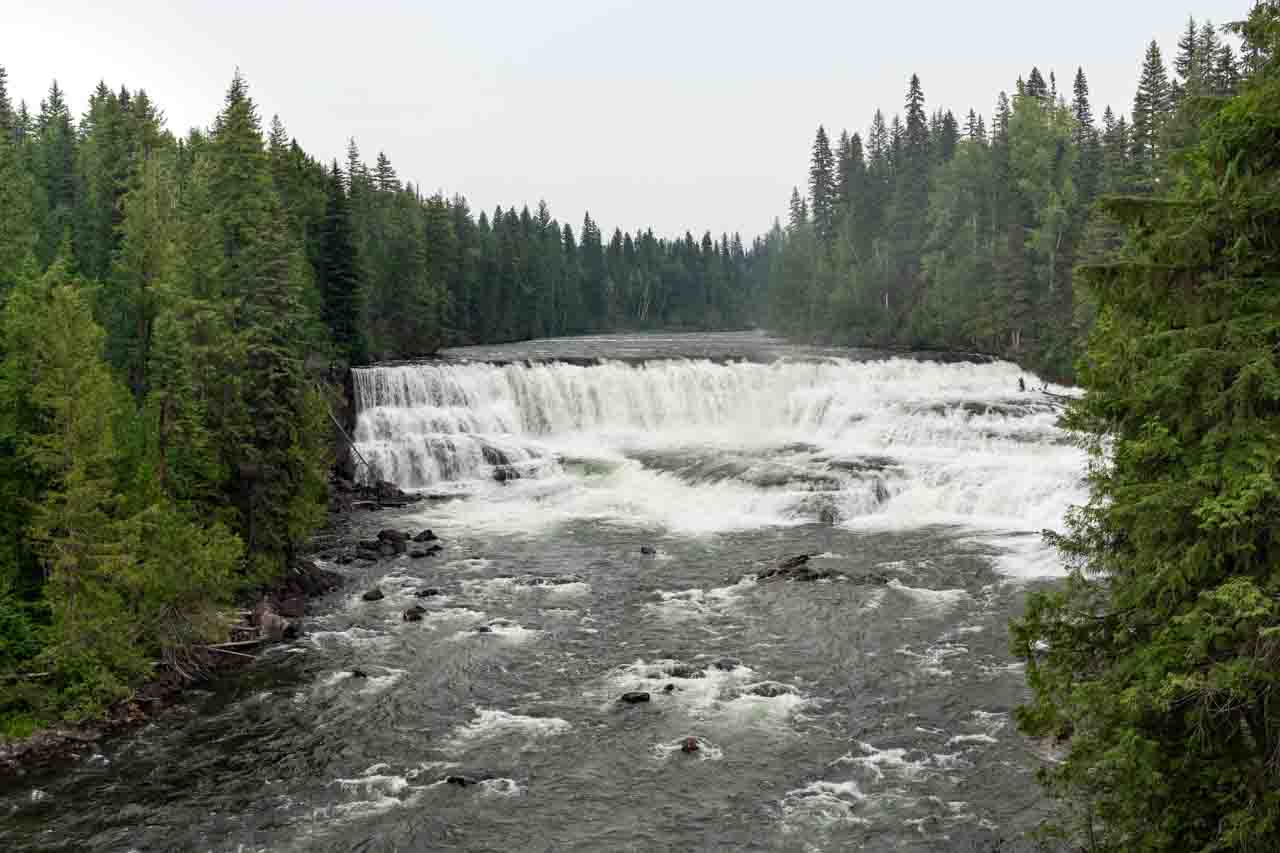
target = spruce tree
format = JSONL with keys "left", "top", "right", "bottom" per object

{"left": 807, "top": 125, "right": 836, "bottom": 245}
{"left": 1131, "top": 40, "right": 1172, "bottom": 190}
{"left": 317, "top": 161, "right": 364, "bottom": 364}
{"left": 1026, "top": 67, "right": 1049, "bottom": 100}
{"left": 1015, "top": 18, "right": 1280, "bottom": 844}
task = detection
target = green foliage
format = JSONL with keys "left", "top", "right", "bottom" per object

{"left": 1012, "top": 12, "right": 1280, "bottom": 847}
{"left": 765, "top": 14, "right": 1245, "bottom": 382}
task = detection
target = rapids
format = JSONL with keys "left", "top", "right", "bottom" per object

{"left": 1, "top": 333, "right": 1083, "bottom": 852}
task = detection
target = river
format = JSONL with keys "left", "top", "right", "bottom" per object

{"left": 1, "top": 332, "right": 1083, "bottom": 852}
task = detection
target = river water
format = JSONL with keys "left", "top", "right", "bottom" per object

{"left": 2, "top": 332, "right": 1083, "bottom": 852}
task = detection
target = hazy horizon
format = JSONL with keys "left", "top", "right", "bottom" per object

{"left": 6, "top": 0, "right": 1250, "bottom": 239}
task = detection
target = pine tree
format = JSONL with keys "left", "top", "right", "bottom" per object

{"left": 34, "top": 81, "right": 77, "bottom": 266}
{"left": 1071, "top": 67, "right": 1094, "bottom": 142}
{"left": 1174, "top": 16, "right": 1199, "bottom": 82}
{"left": 808, "top": 126, "right": 836, "bottom": 245}
{"left": 0, "top": 65, "right": 13, "bottom": 140}
{"left": 317, "top": 161, "right": 364, "bottom": 364}
{"left": 1016, "top": 22, "right": 1280, "bottom": 843}
{"left": 1131, "top": 40, "right": 1172, "bottom": 190}
{"left": 1026, "top": 67, "right": 1049, "bottom": 100}
{"left": 182, "top": 72, "right": 325, "bottom": 577}
{"left": 373, "top": 151, "right": 398, "bottom": 193}
{"left": 788, "top": 187, "right": 807, "bottom": 230}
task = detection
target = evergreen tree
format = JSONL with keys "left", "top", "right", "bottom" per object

{"left": 807, "top": 125, "right": 836, "bottom": 245}
{"left": 317, "top": 161, "right": 364, "bottom": 364}
{"left": 1015, "top": 18, "right": 1280, "bottom": 844}
{"left": 1131, "top": 40, "right": 1172, "bottom": 190}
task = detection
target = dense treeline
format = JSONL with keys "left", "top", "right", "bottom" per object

{"left": 1009, "top": 5, "right": 1280, "bottom": 850}
{"left": 0, "top": 67, "right": 758, "bottom": 732}
{"left": 767, "top": 14, "right": 1245, "bottom": 380}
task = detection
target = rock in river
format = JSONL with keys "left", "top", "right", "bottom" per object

{"left": 413, "top": 529, "right": 439, "bottom": 543}
{"left": 415, "top": 587, "right": 444, "bottom": 598}
{"left": 361, "top": 588, "right": 384, "bottom": 602}
{"left": 402, "top": 605, "right": 427, "bottom": 622}
{"left": 620, "top": 691, "right": 651, "bottom": 704}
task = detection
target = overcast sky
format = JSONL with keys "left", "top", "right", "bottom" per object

{"left": 4, "top": 0, "right": 1251, "bottom": 239}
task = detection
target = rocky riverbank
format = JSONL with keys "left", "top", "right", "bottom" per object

{"left": 0, "top": 477, "right": 420, "bottom": 776}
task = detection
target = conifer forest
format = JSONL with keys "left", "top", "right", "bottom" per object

{"left": 5, "top": 2, "right": 1280, "bottom": 851}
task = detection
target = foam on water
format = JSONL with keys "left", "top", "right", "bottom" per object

{"left": 442, "top": 709, "right": 572, "bottom": 753}
{"left": 779, "top": 780, "right": 869, "bottom": 827}
{"left": 354, "top": 356, "right": 1084, "bottom": 577}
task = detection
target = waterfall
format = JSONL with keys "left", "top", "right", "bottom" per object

{"left": 351, "top": 357, "right": 1084, "bottom": 542}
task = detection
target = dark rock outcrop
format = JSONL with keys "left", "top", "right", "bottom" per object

{"left": 620, "top": 691, "right": 651, "bottom": 704}
{"left": 640, "top": 545, "right": 657, "bottom": 555}
{"left": 402, "top": 605, "right": 427, "bottom": 622}
{"left": 757, "top": 553, "right": 842, "bottom": 582}
{"left": 747, "top": 682, "right": 795, "bottom": 698}
{"left": 362, "top": 588, "right": 385, "bottom": 602}
{"left": 681, "top": 737, "right": 701, "bottom": 753}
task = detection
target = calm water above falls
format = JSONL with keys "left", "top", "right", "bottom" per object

{"left": 2, "top": 333, "right": 1083, "bottom": 852}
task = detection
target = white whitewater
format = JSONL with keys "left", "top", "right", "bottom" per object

{"left": 352, "top": 357, "right": 1085, "bottom": 576}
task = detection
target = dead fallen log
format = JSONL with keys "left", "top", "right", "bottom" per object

{"left": 202, "top": 646, "right": 257, "bottom": 660}
{"left": 205, "top": 639, "right": 266, "bottom": 650}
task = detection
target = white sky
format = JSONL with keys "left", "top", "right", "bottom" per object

{"left": 4, "top": 0, "right": 1252, "bottom": 239}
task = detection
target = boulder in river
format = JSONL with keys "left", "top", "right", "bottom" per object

{"left": 415, "top": 587, "right": 444, "bottom": 598}
{"left": 473, "top": 625, "right": 493, "bottom": 634}
{"left": 681, "top": 737, "right": 701, "bottom": 754}
{"left": 665, "top": 664, "right": 706, "bottom": 679}
{"left": 377, "top": 528, "right": 408, "bottom": 544}
{"left": 712, "top": 657, "right": 741, "bottom": 671}
{"left": 361, "top": 588, "right": 384, "bottom": 602}
{"left": 640, "top": 545, "right": 657, "bottom": 555}
{"left": 757, "top": 553, "right": 841, "bottom": 582}
{"left": 357, "top": 539, "right": 382, "bottom": 553}
{"left": 619, "top": 691, "right": 651, "bottom": 704}
{"left": 402, "top": 605, "right": 427, "bottom": 622}
{"left": 413, "top": 529, "right": 439, "bottom": 543}
{"left": 662, "top": 683, "right": 678, "bottom": 693}
{"left": 350, "top": 669, "right": 369, "bottom": 679}
{"left": 409, "top": 544, "right": 443, "bottom": 559}
{"left": 747, "top": 681, "right": 795, "bottom": 698}
{"left": 445, "top": 774, "right": 488, "bottom": 788}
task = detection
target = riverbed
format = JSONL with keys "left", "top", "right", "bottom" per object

{"left": 1, "top": 332, "right": 1082, "bottom": 852}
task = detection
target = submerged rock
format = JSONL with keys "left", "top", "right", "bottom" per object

{"left": 377, "top": 528, "right": 408, "bottom": 544}
{"left": 402, "top": 605, "right": 427, "bottom": 622}
{"left": 747, "top": 682, "right": 795, "bottom": 698}
{"left": 356, "top": 539, "right": 381, "bottom": 553}
{"left": 413, "top": 529, "right": 439, "bottom": 543}
{"left": 350, "top": 669, "right": 369, "bottom": 679}
{"left": 662, "top": 683, "right": 678, "bottom": 693}
{"left": 473, "top": 625, "right": 493, "bottom": 634}
{"left": 415, "top": 587, "right": 443, "bottom": 598}
{"left": 640, "top": 545, "right": 657, "bottom": 556}
{"left": 409, "top": 544, "right": 444, "bottom": 559}
{"left": 446, "top": 775, "right": 484, "bottom": 788}
{"left": 361, "top": 588, "right": 384, "bottom": 602}
{"left": 757, "top": 553, "right": 841, "bottom": 582}
{"left": 712, "top": 657, "right": 741, "bottom": 671}
{"left": 665, "top": 664, "right": 706, "bottom": 679}
{"left": 619, "top": 691, "right": 651, "bottom": 704}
